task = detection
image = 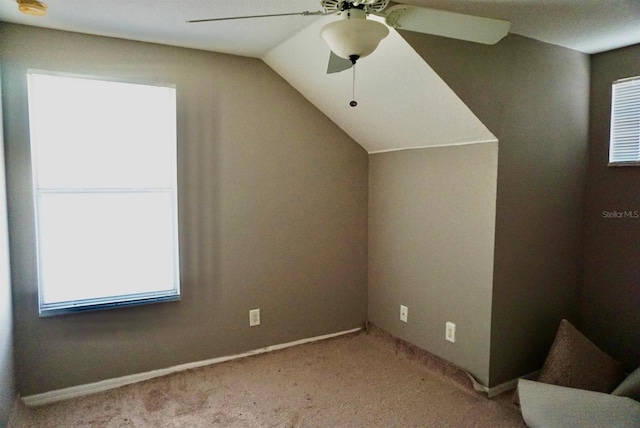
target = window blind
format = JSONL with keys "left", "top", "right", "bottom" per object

{"left": 609, "top": 76, "right": 640, "bottom": 165}
{"left": 28, "top": 72, "right": 181, "bottom": 316}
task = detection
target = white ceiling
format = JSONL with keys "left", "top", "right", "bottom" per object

{"left": 1, "top": 1, "right": 639, "bottom": 153}
{"left": 0, "top": 0, "right": 326, "bottom": 58}
{"left": 1, "top": 0, "right": 638, "bottom": 57}
{"left": 264, "top": 15, "right": 496, "bottom": 153}
{"left": 397, "top": 0, "right": 640, "bottom": 55}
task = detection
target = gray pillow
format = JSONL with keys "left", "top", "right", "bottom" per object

{"left": 613, "top": 367, "right": 640, "bottom": 401}
{"left": 536, "top": 319, "right": 625, "bottom": 393}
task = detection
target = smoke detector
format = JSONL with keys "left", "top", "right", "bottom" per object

{"left": 17, "top": 0, "right": 48, "bottom": 16}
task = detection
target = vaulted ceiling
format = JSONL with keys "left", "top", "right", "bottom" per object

{"left": 2, "top": 1, "right": 638, "bottom": 56}
{"left": 1, "top": 1, "right": 639, "bottom": 152}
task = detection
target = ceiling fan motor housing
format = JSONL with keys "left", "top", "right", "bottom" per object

{"left": 321, "top": 0, "right": 390, "bottom": 14}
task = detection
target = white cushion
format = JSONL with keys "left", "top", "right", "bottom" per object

{"left": 518, "top": 379, "right": 640, "bottom": 428}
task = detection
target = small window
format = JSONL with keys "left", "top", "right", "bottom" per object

{"left": 609, "top": 76, "right": 640, "bottom": 166}
{"left": 27, "top": 72, "right": 180, "bottom": 316}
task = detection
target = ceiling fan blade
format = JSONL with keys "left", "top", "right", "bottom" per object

{"left": 385, "top": 5, "right": 510, "bottom": 45}
{"left": 187, "top": 11, "right": 329, "bottom": 24}
{"left": 327, "top": 51, "right": 353, "bottom": 74}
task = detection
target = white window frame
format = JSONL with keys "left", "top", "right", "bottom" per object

{"left": 609, "top": 76, "right": 640, "bottom": 166}
{"left": 27, "top": 71, "right": 181, "bottom": 316}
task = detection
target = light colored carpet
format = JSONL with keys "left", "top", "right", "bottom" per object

{"left": 10, "top": 327, "right": 525, "bottom": 427}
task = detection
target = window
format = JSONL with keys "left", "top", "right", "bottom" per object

{"left": 609, "top": 76, "right": 640, "bottom": 165}
{"left": 27, "top": 72, "right": 180, "bottom": 316}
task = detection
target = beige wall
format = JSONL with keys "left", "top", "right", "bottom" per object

{"left": 368, "top": 143, "right": 498, "bottom": 385}
{"left": 0, "top": 20, "right": 598, "bottom": 399}
{"left": 582, "top": 43, "right": 640, "bottom": 371}
{"left": 0, "top": 64, "right": 16, "bottom": 426}
{"left": 402, "top": 32, "right": 590, "bottom": 386}
{"left": 0, "top": 23, "right": 368, "bottom": 395}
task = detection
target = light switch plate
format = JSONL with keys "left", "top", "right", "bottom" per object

{"left": 446, "top": 322, "right": 456, "bottom": 343}
{"left": 249, "top": 309, "right": 260, "bottom": 327}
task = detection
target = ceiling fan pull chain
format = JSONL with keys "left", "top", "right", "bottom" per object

{"left": 350, "top": 63, "right": 358, "bottom": 107}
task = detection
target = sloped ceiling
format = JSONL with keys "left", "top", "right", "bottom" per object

{"left": 0, "top": 0, "right": 325, "bottom": 58}
{"left": 263, "top": 15, "right": 496, "bottom": 153}
{"left": 399, "top": 0, "right": 640, "bottom": 55}
{"left": 1, "top": 1, "right": 638, "bottom": 56}
{"left": 3, "top": 1, "right": 639, "bottom": 152}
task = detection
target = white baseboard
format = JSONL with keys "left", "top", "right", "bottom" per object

{"left": 467, "top": 370, "right": 540, "bottom": 398}
{"left": 22, "top": 327, "right": 362, "bottom": 407}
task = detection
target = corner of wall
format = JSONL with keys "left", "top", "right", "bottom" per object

{"left": 581, "top": 43, "right": 640, "bottom": 371}
{"left": 396, "top": 31, "right": 590, "bottom": 387}
{"left": 368, "top": 143, "right": 498, "bottom": 385}
{"left": 0, "top": 62, "right": 18, "bottom": 428}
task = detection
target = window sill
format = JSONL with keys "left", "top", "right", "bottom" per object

{"left": 39, "top": 294, "right": 180, "bottom": 317}
{"left": 608, "top": 162, "right": 640, "bottom": 167}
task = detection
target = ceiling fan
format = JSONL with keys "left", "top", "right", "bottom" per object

{"left": 188, "top": 0, "right": 511, "bottom": 74}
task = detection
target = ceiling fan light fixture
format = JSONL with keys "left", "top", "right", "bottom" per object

{"left": 17, "top": 0, "right": 48, "bottom": 16}
{"left": 320, "top": 10, "right": 389, "bottom": 61}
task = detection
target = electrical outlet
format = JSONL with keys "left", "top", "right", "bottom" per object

{"left": 249, "top": 309, "right": 260, "bottom": 327}
{"left": 446, "top": 322, "right": 456, "bottom": 343}
{"left": 400, "top": 305, "right": 408, "bottom": 323}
